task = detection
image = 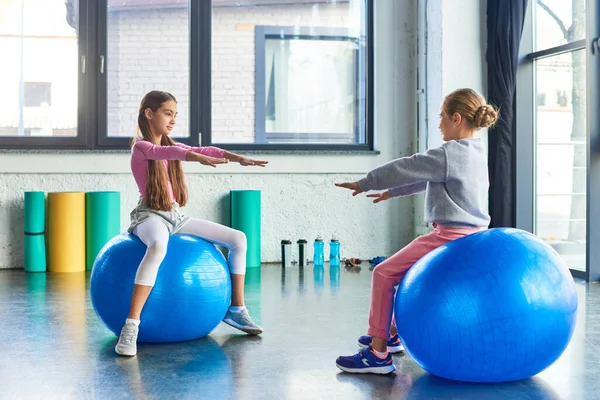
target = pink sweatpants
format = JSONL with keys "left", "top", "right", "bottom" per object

{"left": 368, "top": 223, "right": 484, "bottom": 339}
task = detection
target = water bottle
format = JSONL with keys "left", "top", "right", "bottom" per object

{"left": 313, "top": 237, "right": 324, "bottom": 266}
{"left": 281, "top": 239, "right": 292, "bottom": 268}
{"left": 297, "top": 239, "right": 307, "bottom": 267}
{"left": 329, "top": 238, "right": 340, "bottom": 267}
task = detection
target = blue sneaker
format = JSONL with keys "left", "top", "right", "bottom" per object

{"left": 336, "top": 347, "right": 396, "bottom": 374}
{"left": 222, "top": 308, "right": 263, "bottom": 335}
{"left": 358, "top": 333, "right": 404, "bottom": 353}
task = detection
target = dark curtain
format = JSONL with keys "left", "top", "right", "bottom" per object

{"left": 486, "top": 0, "right": 529, "bottom": 227}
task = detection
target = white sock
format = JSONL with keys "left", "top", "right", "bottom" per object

{"left": 126, "top": 318, "right": 141, "bottom": 326}
{"left": 229, "top": 306, "right": 246, "bottom": 313}
{"left": 371, "top": 348, "right": 389, "bottom": 358}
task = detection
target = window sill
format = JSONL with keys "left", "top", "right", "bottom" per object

{"left": 0, "top": 148, "right": 387, "bottom": 174}
{"left": 0, "top": 148, "right": 381, "bottom": 156}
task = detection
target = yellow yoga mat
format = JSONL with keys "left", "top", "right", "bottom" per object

{"left": 48, "top": 192, "right": 86, "bottom": 273}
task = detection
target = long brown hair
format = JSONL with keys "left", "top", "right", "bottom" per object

{"left": 443, "top": 88, "right": 499, "bottom": 129}
{"left": 132, "top": 90, "right": 188, "bottom": 211}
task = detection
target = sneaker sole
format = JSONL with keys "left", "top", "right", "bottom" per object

{"left": 115, "top": 345, "right": 137, "bottom": 357}
{"left": 358, "top": 342, "right": 405, "bottom": 354}
{"left": 223, "top": 318, "right": 263, "bottom": 335}
{"left": 336, "top": 363, "right": 396, "bottom": 375}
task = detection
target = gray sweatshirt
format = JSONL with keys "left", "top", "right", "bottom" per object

{"left": 358, "top": 138, "right": 490, "bottom": 228}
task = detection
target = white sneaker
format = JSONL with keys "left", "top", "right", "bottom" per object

{"left": 223, "top": 308, "right": 263, "bottom": 335}
{"left": 115, "top": 322, "right": 139, "bottom": 356}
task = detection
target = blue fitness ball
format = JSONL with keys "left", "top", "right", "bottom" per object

{"left": 90, "top": 233, "right": 231, "bottom": 343}
{"left": 395, "top": 228, "right": 578, "bottom": 383}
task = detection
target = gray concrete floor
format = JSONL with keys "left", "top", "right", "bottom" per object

{"left": 0, "top": 265, "right": 597, "bottom": 399}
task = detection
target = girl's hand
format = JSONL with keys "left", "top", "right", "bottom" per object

{"left": 335, "top": 181, "right": 364, "bottom": 196}
{"left": 366, "top": 191, "right": 392, "bottom": 204}
{"left": 198, "top": 155, "right": 229, "bottom": 168}
{"left": 239, "top": 157, "right": 268, "bottom": 167}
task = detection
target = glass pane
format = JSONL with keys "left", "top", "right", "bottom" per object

{"left": 106, "top": 1, "right": 189, "bottom": 138}
{"left": 535, "top": 49, "right": 586, "bottom": 271}
{"left": 535, "top": 0, "right": 586, "bottom": 51}
{"left": 211, "top": 0, "right": 367, "bottom": 145}
{"left": 0, "top": 0, "right": 78, "bottom": 137}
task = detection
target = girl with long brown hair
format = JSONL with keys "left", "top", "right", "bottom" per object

{"left": 115, "top": 90, "right": 267, "bottom": 356}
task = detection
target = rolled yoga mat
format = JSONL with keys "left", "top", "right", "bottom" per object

{"left": 48, "top": 192, "right": 86, "bottom": 273}
{"left": 230, "top": 190, "right": 261, "bottom": 268}
{"left": 85, "top": 191, "right": 120, "bottom": 271}
{"left": 24, "top": 191, "right": 46, "bottom": 272}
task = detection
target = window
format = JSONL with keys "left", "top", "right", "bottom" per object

{"left": 103, "top": 0, "right": 190, "bottom": 141}
{"left": 0, "top": 0, "right": 373, "bottom": 150}
{"left": 210, "top": 0, "right": 372, "bottom": 150}
{"left": 535, "top": 0, "right": 586, "bottom": 51}
{"left": 517, "top": 0, "right": 590, "bottom": 277}
{"left": 208, "top": 0, "right": 370, "bottom": 148}
{"left": 534, "top": 50, "right": 586, "bottom": 272}
{"left": 0, "top": 0, "right": 79, "bottom": 143}
{"left": 252, "top": 27, "right": 365, "bottom": 145}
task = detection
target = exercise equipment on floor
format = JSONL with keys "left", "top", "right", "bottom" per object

{"left": 230, "top": 190, "right": 261, "bottom": 268}
{"left": 47, "top": 192, "right": 86, "bottom": 273}
{"left": 24, "top": 191, "right": 46, "bottom": 272}
{"left": 23, "top": 190, "right": 120, "bottom": 273}
{"left": 90, "top": 234, "right": 231, "bottom": 343}
{"left": 395, "top": 227, "right": 578, "bottom": 383}
{"left": 85, "top": 191, "right": 120, "bottom": 271}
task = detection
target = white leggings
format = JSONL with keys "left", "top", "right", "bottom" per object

{"left": 132, "top": 218, "right": 247, "bottom": 286}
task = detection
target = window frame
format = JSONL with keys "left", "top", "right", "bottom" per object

{"left": 0, "top": 0, "right": 373, "bottom": 151}
{"left": 516, "top": 0, "right": 600, "bottom": 281}
{"left": 0, "top": 0, "right": 91, "bottom": 149}
{"left": 96, "top": 0, "right": 197, "bottom": 149}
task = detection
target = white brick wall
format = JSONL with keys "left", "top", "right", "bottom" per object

{"left": 0, "top": 172, "right": 411, "bottom": 268}
{"left": 107, "top": 8, "right": 190, "bottom": 138}
{"left": 107, "top": 4, "right": 357, "bottom": 142}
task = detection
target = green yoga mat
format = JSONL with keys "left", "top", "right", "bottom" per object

{"left": 24, "top": 191, "right": 45, "bottom": 234}
{"left": 86, "top": 191, "right": 120, "bottom": 271}
{"left": 24, "top": 191, "right": 46, "bottom": 272}
{"left": 24, "top": 235, "right": 46, "bottom": 273}
{"left": 230, "top": 190, "right": 261, "bottom": 268}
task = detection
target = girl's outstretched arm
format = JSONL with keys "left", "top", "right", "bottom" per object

{"left": 133, "top": 141, "right": 228, "bottom": 167}
{"left": 338, "top": 181, "right": 427, "bottom": 202}
{"left": 334, "top": 181, "right": 363, "bottom": 196}
{"left": 172, "top": 143, "right": 267, "bottom": 167}
{"left": 358, "top": 147, "right": 447, "bottom": 192}
{"left": 133, "top": 140, "right": 190, "bottom": 161}
{"left": 388, "top": 181, "right": 427, "bottom": 197}
{"left": 335, "top": 147, "right": 444, "bottom": 197}
{"left": 222, "top": 151, "right": 268, "bottom": 167}
{"left": 173, "top": 142, "right": 225, "bottom": 159}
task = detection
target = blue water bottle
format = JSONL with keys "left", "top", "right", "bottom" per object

{"left": 329, "top": 238, "right": 340, "bottom": 267}
{"left": 313, "top": 237, "right": 324, "bottom": 266}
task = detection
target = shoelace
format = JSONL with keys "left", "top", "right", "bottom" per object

{"left": 120, "top": 326, "right": 137, "bottom": 344}
{"left": 237, "top": 309, "right": 255, "bottom": 325}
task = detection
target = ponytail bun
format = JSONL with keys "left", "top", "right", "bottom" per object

{"left": 473, "top": 105, "right": 499, "bottom": 129}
